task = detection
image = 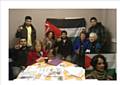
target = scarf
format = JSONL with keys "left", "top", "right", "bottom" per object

{"left": 90, "top": 70, "right": 108, "bottom": 80}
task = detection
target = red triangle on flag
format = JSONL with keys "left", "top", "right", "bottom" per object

{"left": 84, "top": 54, "right": 92, "bottom": 68}
{"left": 45, "top": 21, "right": 61, "bottom": 38}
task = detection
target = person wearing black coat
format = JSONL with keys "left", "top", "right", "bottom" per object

{"left": 16, "top": 16, "right": 36, "bottom": 48}
{"left": 55, "top": 31, "right": 73, "bottom": 61}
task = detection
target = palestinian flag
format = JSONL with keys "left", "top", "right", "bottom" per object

{"left": 45, "top": 18, "right": 86, "bottom": 39}
{"left": 45, "top": 18, "right": 90, "bottom": 68}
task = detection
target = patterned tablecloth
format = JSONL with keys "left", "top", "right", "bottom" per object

{"left": 17, "top": 61, "right": 85, "bottom": 80}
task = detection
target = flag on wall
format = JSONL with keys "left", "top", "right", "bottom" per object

{"left": 45, "top": 18, "right": 116, "bottom": 71}
{"left": 45, "top": 18, "right": 86, "bottom": 38}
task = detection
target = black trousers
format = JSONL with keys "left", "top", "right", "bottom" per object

{"left": 76, "top": 54, "right": 85, "bottom": 68}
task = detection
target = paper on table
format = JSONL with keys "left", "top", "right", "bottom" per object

{"left": 18, "top": 65, "right": 64, "bottom": 80}
{"left": 65, "top": 67, "right": 85, "bottom": 77}
{"left": 18, "top": 70, "right": 36, "bottom": 80}
{"left": 48, "top": 66, "right": 64, "bottom": 80}
{"left": 18, "top": 65, "right": 41, "bottom": 79}
{"left": 40, "top": 66, "right": 58, "bottom": 80}
{"left": 24, "top": 66, "right": 39, "bottom": 73}
{"left": 49, "top": 66, "right": 64, "bottom": 76}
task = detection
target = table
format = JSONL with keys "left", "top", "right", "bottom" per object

{"left": 17, "top": 60, "right": 85, "bottom": 80}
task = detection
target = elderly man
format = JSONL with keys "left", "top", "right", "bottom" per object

{"left": 88, "top": 32, "right": 101, "bottom": 53}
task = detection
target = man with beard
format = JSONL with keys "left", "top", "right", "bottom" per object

{"left": 55, "top": 31, "right": 73, "bottom": 61}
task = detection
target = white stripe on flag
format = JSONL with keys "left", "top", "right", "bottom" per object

{"left": 59, "top": 27, "right": 86, "bottom": 37}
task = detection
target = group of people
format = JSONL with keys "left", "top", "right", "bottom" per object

{"left": 9, "top": 16, "right": 115, "bottom": 80}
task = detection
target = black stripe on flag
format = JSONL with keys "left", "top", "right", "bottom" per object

{"left": 46, "top": 18, "right": 86, "bottom": 28}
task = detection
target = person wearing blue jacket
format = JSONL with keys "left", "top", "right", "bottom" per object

{"left": 72, "top": 32, "right": 89, "bottom": 67}
{"left": 88, "top": 32, "right": 101, "bottom": 53}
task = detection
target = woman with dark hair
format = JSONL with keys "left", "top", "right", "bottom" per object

{"left": 43, "top": 31, "right": 56, "bottom": 52}
{"left": 86, "top": 54, "right": 113, "bottom": 80}
{"left": 27, "top": 40, "right": 47, "bottom": 66}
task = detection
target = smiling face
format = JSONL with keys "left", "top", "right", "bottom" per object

{"left": 96, "top": 58, "right": 105, "bottom": 72}
{"left": 89, "top": 36, "right": 96, "bottom": 42}
{"left": 80, "top": 33, "right": 86, "bottom": 41}
{"left": 48, "top": 32, "right": 54, "bottom": 39}
{"left": 25, "top": 19, "right": 32, "bottom": 26}
{"left": 89, "top": 33, "right": 97, "bottom": 42}
{"left": 20, "top": 38, "right": 27, "bottom": 47}
{"left": 90, "top": 19, "right": 97, "bottom": 26}
{"left": 61, "top": 32, "right": 67, "bottom": 39}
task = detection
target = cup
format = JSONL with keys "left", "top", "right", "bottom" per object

{"left": 44, "top": 57, "right": 48, "bottom": 63}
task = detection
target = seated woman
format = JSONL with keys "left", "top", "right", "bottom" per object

{"left": 86, "top": 54, "right": 113, "bottom": 80}
{"left": 87, "top": 32, "right": 101, "bottom": 53}
{"left": 72, "top": 32, "right": 89, "bottom": 67}
{"left": 27, "top": 40, "right": 47, "bottom": 66}
{"left": 43, "top": 31, "right": 56, "bottom": 52}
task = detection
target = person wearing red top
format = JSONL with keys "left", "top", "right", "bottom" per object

{"left": 27, "top": 40, "right": 47, "bottom": 66}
